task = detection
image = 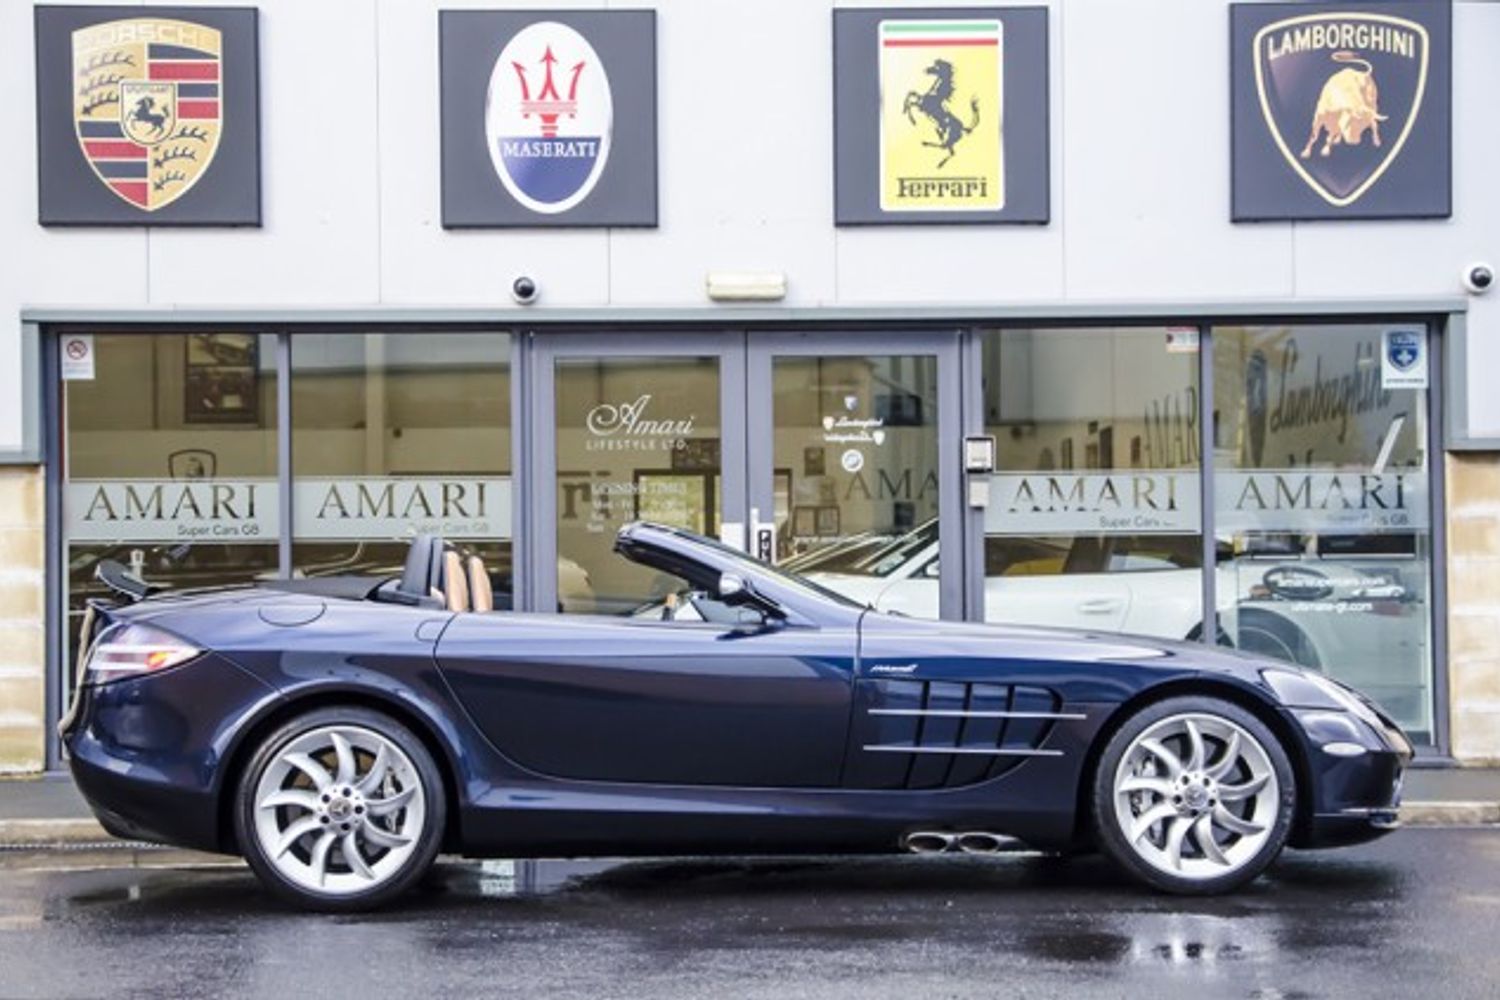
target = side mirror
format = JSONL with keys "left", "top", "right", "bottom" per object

{"left": 717, "top": 571, "right": 787, "bottom": 625}
{"left": 717, "top": 572, "right": 751, "bottom": 603}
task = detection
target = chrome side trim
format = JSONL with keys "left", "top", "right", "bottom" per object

{"left": 868, "top": 708, "right": 1086, "bottom": 721}
{"left": 861, "top": 745, "right": 1064, "bottom": 757}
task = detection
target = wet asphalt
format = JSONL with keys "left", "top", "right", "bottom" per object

{"left": 0, "top": 829, "right": 1496, "bottom": 1000}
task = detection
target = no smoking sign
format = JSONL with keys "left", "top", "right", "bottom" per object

{"left": 61, "top": 334, "right": 95, "bottom": 381}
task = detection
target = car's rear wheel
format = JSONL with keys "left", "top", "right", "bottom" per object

{"left": 1092, "top": 696, "right": 1294, "bottom": 894}
{"left": 234, "top": 707, "right": 446, "bottom": 911}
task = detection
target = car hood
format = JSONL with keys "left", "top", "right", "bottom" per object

{"left": 857, "top": 607, "right": 1298, "bottom": 684}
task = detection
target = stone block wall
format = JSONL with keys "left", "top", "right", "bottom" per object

{"left": 1446, "top": 453, "right": 1500, "bottom": 764}
{"left": 0, "top": 467, "right": 45, "bottom": 774}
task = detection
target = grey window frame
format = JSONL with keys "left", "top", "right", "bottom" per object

{"left": 24, "top": 302, "right": 1460, "bottom": 769}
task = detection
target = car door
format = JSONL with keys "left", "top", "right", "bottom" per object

{"left": 435, "top": 607, "right": 857, "bottom": 788}
{"left": 982, "top": 536, "right": 1132, "bottom": 632}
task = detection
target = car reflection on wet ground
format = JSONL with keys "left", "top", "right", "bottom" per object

{"left": 0, "top": 829, "right": 1496, "bottom": 999}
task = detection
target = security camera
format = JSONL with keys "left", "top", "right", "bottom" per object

{"left": 1463, "top": 264, "right": 1494, "bottom": 295}
{"left": 510, "top": 275, "right": 539, "bottom": 305}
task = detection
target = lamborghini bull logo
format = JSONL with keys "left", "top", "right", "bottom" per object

{"left": 1254, "top": 12, "right": 1429, "bottom": 207}
{"left": 1300, "top": 51, "right": 1387, "bottom": 159}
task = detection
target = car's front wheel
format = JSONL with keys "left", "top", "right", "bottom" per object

{"left": 1092, "top": 695, "right": 1294, "bottom": 894}
{"left": 234, "top": 707, "right": 446, "bottom": 911}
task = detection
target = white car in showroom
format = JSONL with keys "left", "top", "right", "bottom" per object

{"left": 786, "top": 521, "right": 1428, "bottom": 724}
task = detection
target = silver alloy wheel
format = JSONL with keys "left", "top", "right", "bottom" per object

{"left": 251, "top": 724, "right": 427, "bottom": 896}
{"left": 1111, "top": 712, "right": 1279, "bottom": 882}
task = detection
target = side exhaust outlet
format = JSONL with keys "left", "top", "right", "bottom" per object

{"left": 902, "top": 831, "right": 956, "bottom": 854}
{"left": 956, "top": 832, "right": 1012, "bottom": 855}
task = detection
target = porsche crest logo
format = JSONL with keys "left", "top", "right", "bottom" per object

{"left": 72, "top": 17, "right": 224, "bottom": 212}
{"left": 1253, "top": 12, "right": 1428, "bottom": 207}
{"left": 878, "top": 18, "right": 1004, "bottom": 213}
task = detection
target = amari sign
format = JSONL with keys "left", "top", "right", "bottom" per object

{"left": 68, "top": 478, "right": 512, "bottom": 543}
{"left": 440, "top": 10, "right": 657, "bottom": 227}
{"left": 984, "top": 470, "right": 1426, "bottom": 537}
{"left": 1230, "top": 2, "right": 1451, "bottom": 220}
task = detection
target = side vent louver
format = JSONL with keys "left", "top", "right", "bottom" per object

{"left": 846, "top": 680, "right": 1081, "bottom": 790}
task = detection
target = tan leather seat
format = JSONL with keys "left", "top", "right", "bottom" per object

{"left": 467, "top": 555, "right": 494, "bottom": 613}
{"left": 442, "top": 550, "right": 470, "bottom": 613}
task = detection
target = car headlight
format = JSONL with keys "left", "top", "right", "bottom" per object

{"left": 84, "top": 622, "right": 202, "bottom": 685}
{"left": 1262, "top": 668, "right": 1387, "bottom": 732}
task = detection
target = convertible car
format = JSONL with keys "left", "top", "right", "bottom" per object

{"left": 62, "top": 522, "right": 1410, "bottom": 911}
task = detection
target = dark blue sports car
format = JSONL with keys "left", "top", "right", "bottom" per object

{"left": 62, "top": 522, "right": 1410, "bottom": 910}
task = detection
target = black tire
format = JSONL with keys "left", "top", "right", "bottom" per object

{"left": 234, "top": 706, "right": 447, "bottom": 912}
{"left": 1091, "top": 695, "right": 1295, "bottom": 895}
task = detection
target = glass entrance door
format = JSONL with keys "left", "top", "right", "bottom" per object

{"left": 747, "top": 333, "right": 963, "bottom": 620}
{"left": 532, "top": 333, "right": 745, "bottom": 615}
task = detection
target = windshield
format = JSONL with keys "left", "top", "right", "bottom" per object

{"left": 635, "top": 526, "right": 870, "bottom": 611}
{"left": 782, "top": 520, "right": 939, "bottom": 578}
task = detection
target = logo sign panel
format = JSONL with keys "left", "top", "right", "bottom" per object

{"left": 486, "top": 22, "right": 612, "bottom": 215}
{"left": 835, "top": 7, "right": 1049, "bottom": 225}
{"left": 35, "top": 6, "right": 261, "bottom": 225}
{"left": 1381, "top": 327, "right": 1428, "bottom": 389}
{"left": 1231, "top": 3, "right": 1450, "bottom": 220}
{"left": 985, "top": 472, "right": 1202, "bottom": 536}
{"left": 295, "top": 478, "right": 513, "bottom": 541}
{"left": 1217, "top": 470, "right": 1428, "bottom": 534}
{"left": 67, "top": 477, "right": 513, "bottom": 544}
{"left": 442, "top": 10, "right": 656, "bottom": 228}
{"left": 68, "top": 479, "right": 276, "bottom": 543}
{"left": 878, "top": 18, "right": 1003, "bottom": 212}
{"left": 986, "top": 470, "right": 1428, "bottom": 537}
{"left": 60, "top": 334, "right": 96, "bottom": 381}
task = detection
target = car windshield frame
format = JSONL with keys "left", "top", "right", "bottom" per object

{"left": 628, "top": 525, "right": 871, "bottom": 612}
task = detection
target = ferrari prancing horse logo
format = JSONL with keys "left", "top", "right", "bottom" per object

{"left": 72, "top": 17, "right": 224, "bottom": 212}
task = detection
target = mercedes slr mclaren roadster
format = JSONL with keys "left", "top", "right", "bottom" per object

{"left": 62, "top": 522, "right": 1410, "bottom": 910}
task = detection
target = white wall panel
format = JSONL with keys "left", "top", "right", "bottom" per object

{"left": 1060, "top": 0, "right": 1293, "bottom": 300}
{"left": 608, "top": 0, "right": 836, "bottom": 306}
{"left": 146, "top": 0, "right": 381, "bottom": 304}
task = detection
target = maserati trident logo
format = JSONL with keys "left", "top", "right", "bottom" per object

{"left": 485, "top": 22, "right": 613, "bottom": 214}
{"left": 1253, "top": 12, "right": 1429, "bottom": 207}
{"left": 71, "top": 17, "right": 224, "bottom": 211}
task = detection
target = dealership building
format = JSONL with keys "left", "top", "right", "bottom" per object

{"left": 2, "top": 0, "right": 1498, "bottom": 775}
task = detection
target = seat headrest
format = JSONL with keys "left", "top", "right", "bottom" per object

{"left": 443, "top": 550, "right": 470, "bottom": 613}
{"left": 399, "top": 535, "right": 444, "bottom": 602}
{"left": 468, "top": 555, "right": 494, "bottom": 613}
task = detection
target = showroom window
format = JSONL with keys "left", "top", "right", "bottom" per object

{"left": 290, "top": 333, "right": 513, "bottom": 603}
{"left": 981, "top": 327, "right": 1205, "bottom": 641}
{"left": 1212, "top": 324, "right": 1435, "bottom": 741}
{"left": 61, "top": 331, "right": 279, "bottom": 676}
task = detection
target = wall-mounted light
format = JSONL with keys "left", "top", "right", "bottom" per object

{"left": 706, "top": 272, "right": 787, "bottom": 302}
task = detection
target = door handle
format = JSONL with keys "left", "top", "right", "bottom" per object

{"left": 1077, "top": 598, "right": 1123, "bottom": 615}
